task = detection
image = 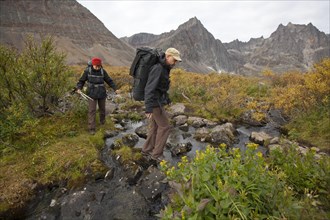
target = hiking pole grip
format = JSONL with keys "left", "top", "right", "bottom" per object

{"left": 70, "top": 87, "right": 77, "bottom": 95}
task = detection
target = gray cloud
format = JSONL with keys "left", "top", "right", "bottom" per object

{"left": 78, "top": 0, "right": 329, "bottom": 43}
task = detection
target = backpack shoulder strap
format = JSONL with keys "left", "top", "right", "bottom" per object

{"left": 130, "top": 50, "right": 143, "bottom": 76}
{"left": 88, "top": 66, "right": 92, "bottom": 75}
{"left": 100, "top": 68, "right": 104, "bottom": 77}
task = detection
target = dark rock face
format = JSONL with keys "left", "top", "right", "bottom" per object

{"left": 0, "top": 0, "right": 135, "bottom": 66}
{"left": 124, "top": 17, "right": 239, "bottom": 73}
{"left": 125, "top": 19, "right": 329, "bottom": 75}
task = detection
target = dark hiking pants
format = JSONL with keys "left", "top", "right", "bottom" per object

{"left": 142, "top": 107, "right": 171, "bottom": 158}
{"left": 88, "top": 98, "right": 106, "bottom": 131}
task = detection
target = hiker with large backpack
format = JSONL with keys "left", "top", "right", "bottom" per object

{"left": 130, "top": 47, "right": 182, "bottom": 162}
{"left": 76, "top": 57, "right": 117, "bottom": 134}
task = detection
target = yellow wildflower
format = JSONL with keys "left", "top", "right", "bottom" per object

{"left": 256, "top": 151, "right": 263, "bottom": 158}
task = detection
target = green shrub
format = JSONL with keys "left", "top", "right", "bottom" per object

{"left": 160, "top": 144, "right": 329, "bottom": 219}
{"left": 269, "top": 145, "right": 330, "bottom": 212}
{"left": 18, "top": 35, "right": 72, "bottom": 115}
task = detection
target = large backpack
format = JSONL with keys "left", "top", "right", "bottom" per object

{"left": 129, "top": 47, "right": 162, "bottom": 101}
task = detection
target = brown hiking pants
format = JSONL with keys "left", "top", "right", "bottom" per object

{"left": 142, "top": 107, "right": 171, "bottom": 158}
{"left": 88, "top": 98, "right": 106, "bottom": 131}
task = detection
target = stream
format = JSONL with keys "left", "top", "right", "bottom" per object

{"left": 21, "top": 116, "right": 280, "bottom": 220}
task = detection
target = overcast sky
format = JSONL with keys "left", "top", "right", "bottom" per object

{"left": 77, "top": 0, "right": 329, "bottom": 43}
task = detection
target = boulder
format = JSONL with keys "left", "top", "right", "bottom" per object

{"left": 210, "top": 123, "right": 237, "bottom": 146}
{"left": 169, "top": 103, "right": 186, "bottom": 117}
{"left": 188, "top": 116, "right": 206, "bottom": 128}
{"left": 204, "top": 119, "right": 218, "bottom": 128}
{"left": 135, "top": 124, "right": 148, "bottom": 139}
{"left": 240, "top": 110, "right": 267, "bottom": 127}
{"left": 194, "top": 127, "right": 210, "bottom": 142}
{"left": 137, "top": 166, "right": 167, "bottom": 201}
{"left": 103, "top": 130, "right": 119, "bottom": 139}
{"left": 250, "top": 131, "right": 272, "bottom": 145}
{"left": 182, "top": 132, "right": 192, "bottom": 139}
{"left": 170, "top": 142, "right": 193, "bottom": 156}
{"left": 122, "top": 133, "right": 139, "bottom": 147}
{"left": 173, "top": 115, "right": 188, "bottom": 126}
{"left": 178, "top": 123, "right": 189, "bottom": 132}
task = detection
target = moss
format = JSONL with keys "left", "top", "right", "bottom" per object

{"left": 112, "top": 146, "right": 142, "bottom": 163}
{"left": 0, "top": 110, "right": 116, "bottom": 212}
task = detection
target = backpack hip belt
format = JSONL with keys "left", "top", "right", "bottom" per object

{"left": 88, "top": 82, "right": 104, "bottom": 88}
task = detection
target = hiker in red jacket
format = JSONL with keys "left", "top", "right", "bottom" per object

{"left": 76, "top": 57, "right": 117, "bottom": 134}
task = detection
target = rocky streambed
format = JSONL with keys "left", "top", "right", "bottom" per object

{"left": 21, "top": 102, "right": 316, "bottom": 220}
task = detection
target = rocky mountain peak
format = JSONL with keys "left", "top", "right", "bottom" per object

{"left": 224, "top": 22, "right": 329, "bottom": 74}
{"left": 0, "top": 0, "right": 135, "bottom": 66}
{"left": 177, "top": 17, "right": 203, "bottom": 30}
{"left": 123, "top": 16, "right": 238, "bottom": 73}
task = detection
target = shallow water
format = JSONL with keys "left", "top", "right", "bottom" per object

{"left": 23, "top": 119, "right": 281, "bottom": 219}
{"left": 106, "top": 120, "right": 280, "bottom": 165}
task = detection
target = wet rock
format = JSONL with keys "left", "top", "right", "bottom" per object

{"left": 114, "top": 123, "right": 125, "bottom": 131}
{"left": 188, "top": 116, "right": 206, "bottom": 128}
{"left": 137, "top": 166, "right": 167, "bottom": 201}
{"left": 110, "top": 138, "right": 124, "bottom": 150}
{"left": 173, "top": 115, "right": 188, "bottom": 126}
{"left": 135, "top": 124, "right": 148, "bottom": 139}
{"left": 102, "top": 189, "right": 150, "bottom": 220}
{"left": 267, "top": 109, "right": 288, "bottom": 126}
{"left": 166, "top": 142, "right": 174, "bottom": 149}
{"left": 169, "top": 103, "right": 186, "bottom": 117}
{"left": 250, "top": 131, "right": 272, "bottom": 145}
{"left": 194, "top": 127, "right": 210, "bottom": 142}
{"left": 170, "top": 142, "right": 193, "bottom": 156}
{"left": 103, "top": 130, "right": 119, "bottom": 139}
{"left": 240, "top": 110, "right": 267, "bottom": 127}
{"left": 178, "top": 123, "right": 189, "bottom": 132}
{"left": 210, "top": 123, "right": 237, "bottom": 146}
{"left": 122, "top": 133, "right": 139, "bottom": 147}
{"left": 204, "top": 119, "right": 218, "bottom": 128}
{"left": 58, "top": 184, "right": 150, "bottom": 220}
{"left": 124, "top": 163, "right": 143, "bottom": 185}
{"left": 182, "top": 133, "right": 191, "bottom": 139}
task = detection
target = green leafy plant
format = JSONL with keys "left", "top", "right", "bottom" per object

{"left": 160, "top": 144, "right": 329, "bottom": 219}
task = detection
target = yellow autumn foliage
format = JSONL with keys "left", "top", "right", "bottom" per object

{"left": 271, "top": 58, "right": 330, "bottom": 117}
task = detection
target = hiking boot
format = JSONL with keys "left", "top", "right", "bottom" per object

{"left": 151, "top": 155, "right": 165, "bottom": 163}
{"left": 89, "top": 129, "right": 96, "bottom": 135}
{"left": 141, "top": 150, "right": 151, "bottom": 158}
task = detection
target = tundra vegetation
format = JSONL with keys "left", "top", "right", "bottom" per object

{"left": 0, "top": 37, "right": 329, "bottom": 219}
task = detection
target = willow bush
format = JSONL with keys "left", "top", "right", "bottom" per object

{"left": 169, "top": 69, "right": 266, "bottom": 120}
{"left": 0, "top": 36, "right": 73, "bottom": 154}
{"left": 268, "top": 58, "right": 330, "bottom": 149}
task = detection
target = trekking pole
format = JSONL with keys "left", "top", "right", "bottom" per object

{"left": 77, "top": 90, "right": 93, "bottom": 101}
{"left": 71, "top": 87, "right": 93, "bottom": 101}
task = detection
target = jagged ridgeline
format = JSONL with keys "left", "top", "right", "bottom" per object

{"left": 1, "top": 1, "right": 329, "bottom": 75}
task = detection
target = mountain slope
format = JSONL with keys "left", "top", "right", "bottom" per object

{"left": 224, "top": 22, "right": 330, "bottom": 74}
{"left": 123, "top": 17, "right": 239, "bottom": 73}
{"left": 0, "top": 0, "right": 135, "bottom": 66}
